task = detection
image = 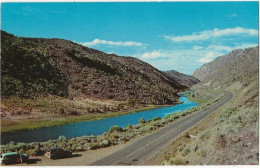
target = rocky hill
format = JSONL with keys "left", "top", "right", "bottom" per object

{"left": 191, "top": 46, "right": 258, "bottom": 114}
{"left": 192, "top": 49, "right": 243, "bottom": 81}
{"left": 165, "top": 70, "right": 200, "bottom": 87}
{"left": 192, "top": 47, "right": 258, "bottom": 85}
{"left": 1, "top": 31, "right": 186, "bottom": 105}
{"left": 165, "top": 46, "right": 259, "bottom": 165}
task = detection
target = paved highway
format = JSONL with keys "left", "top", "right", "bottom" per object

{"left": 91, "top": 91, "right": 233, "bottom": 165}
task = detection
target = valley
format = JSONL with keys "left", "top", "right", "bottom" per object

{"left": 1, "top": 1, "right": 259, "bottom": 166}
{"left": 1, "top": 31, "right": 197, "bottom": 132}
{"left": 0, "top": 31, "right": 258, "bottom": 166}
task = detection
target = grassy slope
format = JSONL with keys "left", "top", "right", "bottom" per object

{"left": 159, "top": 84, "right": 258, "bottom": 165}
{"left": 159, "top": 47, "right": 259, "bottom": 165}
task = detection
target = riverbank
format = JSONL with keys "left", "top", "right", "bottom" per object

{"left": 1, "top": 104, "right": 167, "bottom": 133}
{"left": 1, "top": 92, "right": 226, "bottom": 157}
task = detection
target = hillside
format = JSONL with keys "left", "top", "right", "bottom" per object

{"left": 159, "top": 46, "right": 259, "bottom": 165}
{"left": 166, "top": 70, "right": 200, "bottom": 87}
{"left": 1, "top": 31, "right": 186, "bottom": 104}
{"left": 1, "top": 31, "right": 187, "bottom": 131}
{"left": 192, "top": 48, "right": 256, "bottom": 84}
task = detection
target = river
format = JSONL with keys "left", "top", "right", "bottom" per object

{"left": 1, "top": 92, "right": 198, "bottom": 144}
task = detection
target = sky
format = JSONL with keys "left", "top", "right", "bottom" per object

{"left": 1, "top": 2, "right": 259, "bottom": 75}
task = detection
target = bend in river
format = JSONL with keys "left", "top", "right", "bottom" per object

{"left": 1, "top": 92, "right": 199, "bottom": 144}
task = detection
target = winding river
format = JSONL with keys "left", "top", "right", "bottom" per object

{"left": 1, "top": 92, "right": 199, "bottom": 144}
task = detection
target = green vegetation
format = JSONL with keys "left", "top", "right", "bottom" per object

{"left": 108, "top": 125, "right": 123, "bottom": 133}
{"left": 161, "top": 82, "right": 258, "bottom": 165}
{"left": 1, "top": 31, "right": 68, "bottom": 98}
{"left": 138, "top": 118, "right": 146, "bottom": 124}
{"left": 1, "top": 30, "right": 188, "bottom": 136}
{"left": 1, "top": 91, "right": 228, "bottom": 156}
{"left": 1, "top": 31, "right": 185, "bottom": 108}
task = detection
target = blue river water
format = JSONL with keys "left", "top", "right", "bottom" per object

{"left": 1, "top": 93, "right": 198, "bottom": 144}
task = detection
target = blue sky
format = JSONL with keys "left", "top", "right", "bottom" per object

{"left": 1, "top": 2, "right": 259, "bottom": 74}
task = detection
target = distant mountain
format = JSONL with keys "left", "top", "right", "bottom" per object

{"left": 1, "top": 31, "right": 187, "bottom": 105}
{"left": 192, "top": 47, "right": 259, "bottom": 87}
{"left": 165, "top": 70, "right": 200, "bottom": 87}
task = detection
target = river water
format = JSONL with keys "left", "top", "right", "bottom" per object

{"left": 1, "top": 93, "right": 198, "bottom": 144}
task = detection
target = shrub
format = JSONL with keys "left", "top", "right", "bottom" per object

{"left": 71, "top": 84, "right": 80, "bottom": 90}
{"left": 101, "top": 139, "right": 111, "bottom": 147}
{"left": 182, "top": 148, "right": 191, "bottom": 156}
{"left": 89, "top": 143, "right": 101, "bottom": 150}
{"left": 199, "top": 130, "right": 210, "bottom": 141}
{"left": 93, "top": 81, "right": 100, "bottom": 85}
{"left": 69, "top": 111, "right": 79, "bottom": 115}
{"left": 9, "top": 141, "right": 15, "bottom": 146}
{"left": 106, "top": 94, "right": 115, "bottom": 99}
{"left": 152, "top": 117, "right": 161, "bottom": 121}
{"left": 108, "top": 125, "right": 123, "bottom": 133}
{"left": 200, "top": 150, "right": 207, "bottom": 157}
{"left": 173, "top": 115, "right": 180, "bottom": 119}
{"left": 215, "top": 133, "right": 226, "bottom": 149}
{"left": 171, "top": 158, "right": 186, "bottom": 165}
{"left": 127, "top": 99, "right": 136, "bottom": 107}
{"left": 93, "top": 107, "right": 99, "bottom": 113}
{"left": 177, "top": 146, "right": 184, "bottom": 152}
{"left": 58, "top": 108, "right": 65, "bottom": 115}
{"left": 191, "top": 143, "right": 199, "bottom": 152}
{"left": 75, "top": 146, "right": 82, "bottom": 151}
{"left": 101, "top": 105, "right": 107, "bottom": 112}
{"left": 126, "top": 124, "right": 133, "bottom": 129}
{"left": 86, "top": 107, "right": 91, "bottom": 112}
{"left": 58, "top": 135, "right": 67, "bottom": 141}
{"left": 116, "top": 104, "right": 124, "bottom": 111}
{"left": 92, "top": 90, "right": 99, "bottom": 94}
{"left": 139, "top": 118, "right": 146, "bottom": 124}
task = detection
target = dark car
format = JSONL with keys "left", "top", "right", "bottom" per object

{"left": 0, "top": 152, "right": 29, "bottom": 165}
{"left": 45, "top": 148, "right": 72, "bottom": 159}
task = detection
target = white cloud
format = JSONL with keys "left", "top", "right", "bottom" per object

{"left": 198, "top": 51, "right": 219, "bottom": 63}
{"left": 164, "top": 27, "right": 258, "bottom": 42}
{"left": 193, "top": 46, "right": 203, "bottom": 50}
{"left": 139, "top": 51, "right": 169, "bottom": 59}
{"left": 206, "top": 43, "right": 258, "bottom": 52}
{"left": 135, "top": 49, "right": 206, "bottom": 74}
{"left": 135, "top": 43, "right": 258, "bottom": 73}
{"left": 196, "top": 43, "right": 258, "bottom": 64}
{"left": 235, "top": 43, "right": 258, "bottom": 49}
{"left": 206, "top": 45, "right": 233, "bottom": 52}
{"left": 80, "top": 39, "right": 144, "bottom": 47}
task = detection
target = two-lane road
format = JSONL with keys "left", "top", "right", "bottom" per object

{"left": 91, "top": 91, "right": 233, "bottom": 165}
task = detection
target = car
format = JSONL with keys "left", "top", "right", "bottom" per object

{"left": 0, "top": 152, "right": 29, "bottom": 165}
{"left": 45, "top": 148, "right": 72, "bottom": 159}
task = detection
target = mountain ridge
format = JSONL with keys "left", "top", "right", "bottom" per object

{"left": 1, "top": 30, "right": 187, "bottom": 105}
{"left": 192, "top": 48, "right": 251, "bottom": 82}
{"left": 166, "top": 70, "right": 200, "bottom": 87}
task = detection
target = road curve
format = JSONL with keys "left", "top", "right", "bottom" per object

{"left": 91, "top": 91, "right": 233, "bottom": 165}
